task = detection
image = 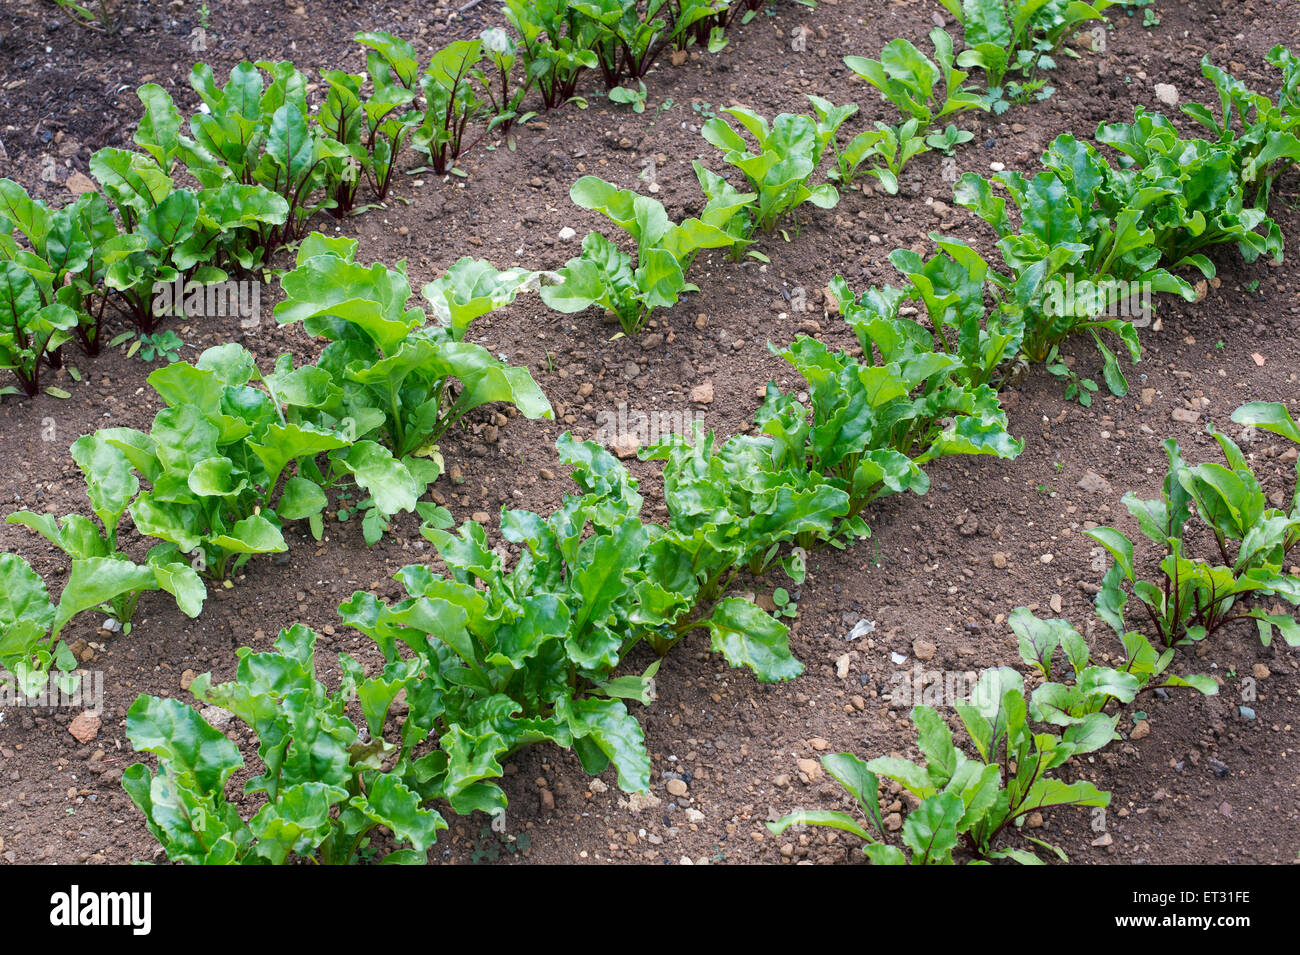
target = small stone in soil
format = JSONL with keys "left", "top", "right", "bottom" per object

{"left": 67, "top": 712, "right": 100, "bottom": 744}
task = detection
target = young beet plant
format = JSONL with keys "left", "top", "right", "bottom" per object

{"left": 1179, "top": 48, "right": 1300, "bottom": 211}
{"left": 539, "top": 175, "right": 741, "bottom": 334}
{"left": 769, "top": 666, "right": 1113, "bottom": 864}
{"left": 0, "top": 179, "right": 111, "bottom": 392}
{"left": 941, "top": 0, "right": 1119, "bottom": 108}
{"left": 413, "top": 41, "right": 489, "bottom": 175}
{"left": 502, "top": 0, "right": 600, "bottom": 110}
{"left": 95, "top": 343, "right": 360, "bottom": 581}
{"left": 317, "top": 67, "right": 418, "bottom": 215}
{"left": 1096, "top": 107, "right": 1284, "bottom": 270}
{"left": 953, "top": 134, "right": 1196, "bottom": 396}
{"left": 0, "top": 257, "right": 77, "bottom": 397}
{"left": 6, "top": 428, "right": 207, "bottom": 635}
{"left": 124, "top": 625, "right": 447, "bottom": 864}
{"left": 0, "top": 543, "right": 200, "bottom": 699}
{"left": 700, "top": 107, "right": 839, "bottom": 234}
{"left": 333, "top": 32, "right": 423, "bottom": 203}
{"left": 274, "top": 234, "right": 552, "bottom": 541}
{"left": 636, "top": 423, "right": 847, "bottom": 665}
{"left": 475, "top": 27, "right": 539, "bottom": 134}
{"left": 766, "top": 598, "right": 1218, "bottom": 865}
{"left": 841, "top": 28, "right": 987, "bottom": 190}
{"left": 347, "top": 436, "right": 662, "bottom": 815}
{"left": 1086, "top": 403, "right": 1300, "bottom": 648}
{"left": 886, "top": 236, "right": 1026, "bottom": 392}
{"left": 755, "top": 269, "right": 1023, "bottom": 547}
{"left": 183, "top": 61, "right": 345, "bottom": 247}
{"left": 667, "top": 0, "right": 730, "bottom": 52}
{"left": 87, "top": 83, "right": 291, "bottom": 329}
{"left": 568, "top": 0, "right": 675, "bottom": 90}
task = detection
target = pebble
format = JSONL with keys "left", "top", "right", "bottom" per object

{"left": 912, "top": 640, "right": 936, "bottom": 661}
{"left": 626, "top": 792, "right": 661, "bottom": 813}
{"left": 557, "top": 226, "right": 577, "bottom": 241}
{"left": 1154, "top": 83, "right": 1179, "bottom": 107}
{"left": 1077, "top": 471, "right": 1111, "bottom": 495}
{"left": 690, "top": 380, "right": 714, "bottom": 405}
{"left": 67, "top": 712, "right": 100, "bottom": 744}
{"left": 1252, "top": 664, "right": 1270, "bottom": 680}
{"left": 992, "top": 552, "right": 1008, "bottom": 569}
{"left": 665, "top": 778, "right": 688, "bottom": 797}
{"left": 199, "top": 705, "right": 233, "bottom": 728}
{"left": 1171, "top": 407, "right": 1201, "bottom": 424}
{"left": 836, "top": 653, "right": 852, "bottom": 679}
{"left": 66, "top": 171, "right": 96, "bottom": 195}
{"left": 611, "top": 433, "right": 640, "bottom": 459}
{"left": 1130, "top": 719, "right": 1151, "bottom": 740}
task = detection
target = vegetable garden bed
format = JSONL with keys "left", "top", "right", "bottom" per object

{"left": 0, "top": 0, "right": 1297, "bottom": 865}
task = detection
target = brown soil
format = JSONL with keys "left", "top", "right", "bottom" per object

{"left": 1, "top": 0, "right": 1298, "bottom": 865}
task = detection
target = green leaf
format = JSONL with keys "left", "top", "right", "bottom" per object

{"left": 70, "top": 432, "right": 139, "bottom": 539}
{"left": 351, "top": 773, "right": 447, "bottom": 851}
{"left": 334, "top": 441, "right": 419, "bottom": 516}
{"left": 1231, "top": 401, "right": 1300, "bottom": 444}
{"left": 766, "top": 809, "right": 872, "bottom": 841}
{"left": 560, "top": 697, "right": 651, "bottom": 793}
{"left": 150, "top": 559, "right": 207, "bottom": 619}
{"left": 702, "top": 597, "right": 803, "bottom": 682}
{"left": 277, "top": 476, "right": 328, "bottom": 521}
{"left": 912, "top": 705, "right": 959, "bottom": 786}
{"left": 901, "top": 791, "right": 964, "bottom": 864}
{"left": 0, "top": 553, "right": 56, "bottom": 667}
{"left": 821, "top": 752, "right": 882, "bottom": 832}
{"left": 125, "top": 694, "right": 243, "bottom": 795}
{"left": 53, "top": 557, "right": 157, "bottom": 637}
{"left": 208, "top": 514, "right": 288, "bottom": 556}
